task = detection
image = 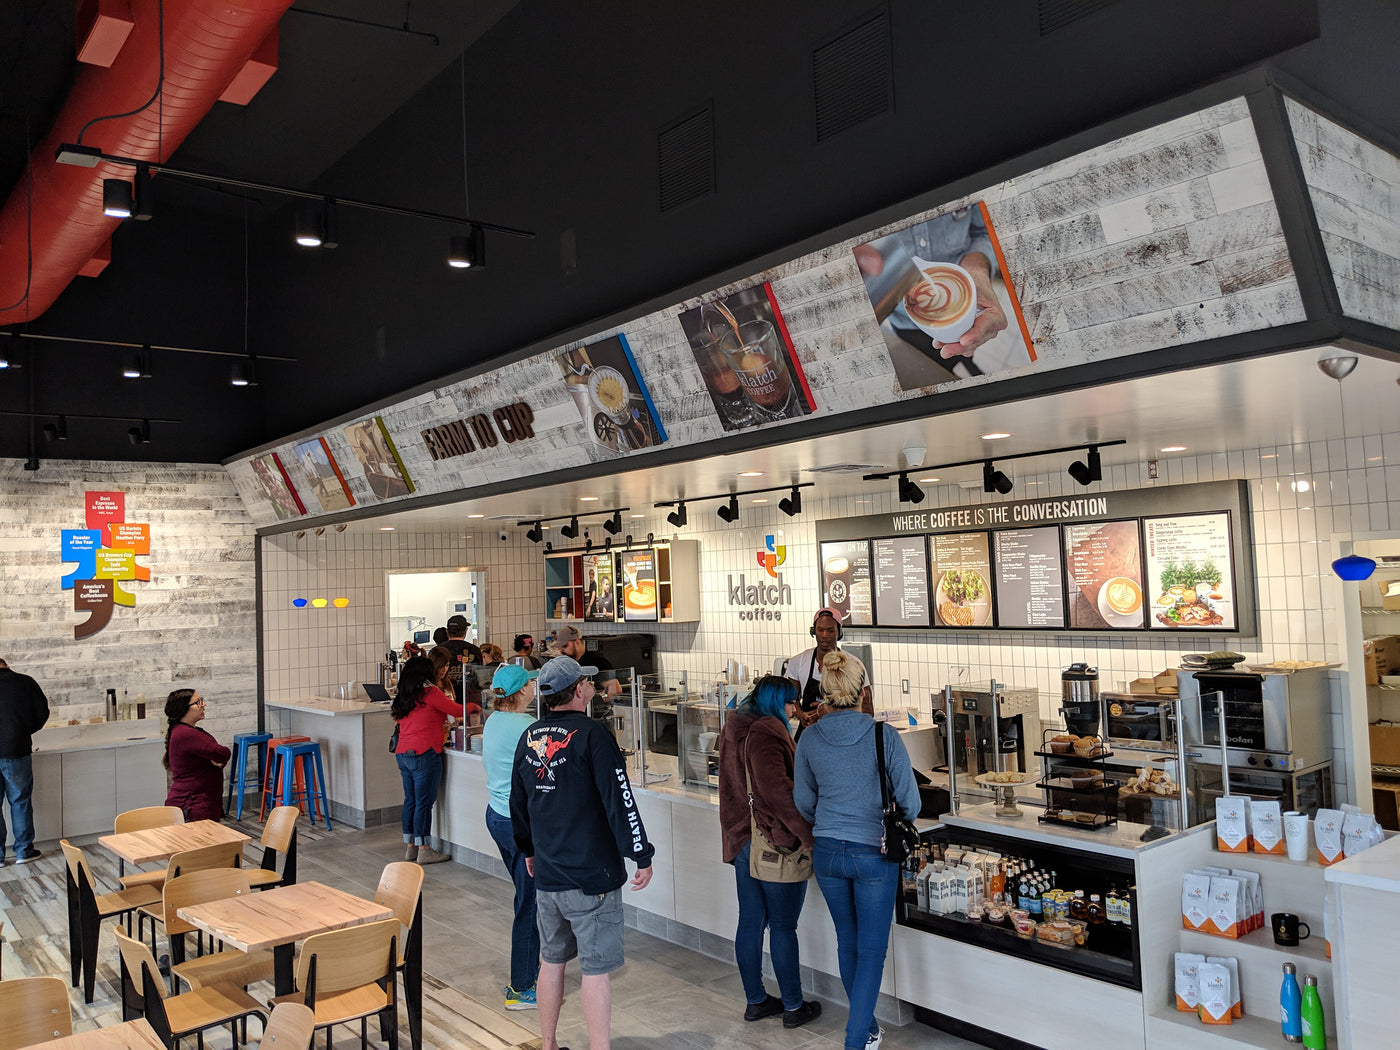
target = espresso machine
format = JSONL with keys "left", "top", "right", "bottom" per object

{"left": 936, "top": 682, "right": 1041, "bottom": 777}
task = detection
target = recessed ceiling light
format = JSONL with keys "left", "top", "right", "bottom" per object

{"left": 579, "top": 496, "right": 598, "bottom": 502}
{"left": 1027, "top": 480, "right": 1043, "bottom": 486}
{"left": 380, "top": 526, "right": 395, "bottom": 532}
{"left": 630, "top": 513, "right": 645, "bottom": 518}
{"left": 1159, "top": 445, "right": 1187, "bottom": 453}
{"left": 1260, "top": 453, "right": 1276, "bottom": 459}
{"left": 752, "top": 498, "right": 768, "bottom": 504}
{"left": 918, "top": 476, "right": 939, "bottom": 484}
{"left": 466, "top": 513, "right": 485, "bottom": 519}
{"left": 856, "top": 498, "right": 870, "bottom": 503}
{"left": 981, "top": 432, "right": 1011, "bottom": 440}
{"left": 1292, "top": 479, "right": 1312, "bottom": 493}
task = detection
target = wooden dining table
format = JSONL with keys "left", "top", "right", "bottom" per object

{"left": 21, "top": 1018, "right": 164, "bottom": 1050}
{"left": 98, "top": 819, "right": 250, "bottom": 867}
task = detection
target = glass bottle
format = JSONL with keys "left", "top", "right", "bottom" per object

{"left": 1121, "top": 885, "right": 1133, "bottom": 929}
{"left": 1026, "top": 879, "right": 1044, "bottom": 918}
{"left": 1069, "top": 889, "right": 1089, "bottom": 921}
{"left": 1086, "top": 893, "right": 1106, "bottom": 925}
{"left": 1105, "top": 884, "right": 1121, "bottom": 925}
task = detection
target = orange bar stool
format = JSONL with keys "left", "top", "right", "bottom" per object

{"left": 258, "top": 736, "right": 311, "bottom": 820}
{"left": 274, "top": 740, "right": 332, "bottom": 830}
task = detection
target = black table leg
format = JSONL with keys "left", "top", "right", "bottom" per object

{"left": 274, "top": 942, "right": 294, "bottom": 996}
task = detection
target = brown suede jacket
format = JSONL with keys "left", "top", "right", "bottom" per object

{"left": 717, "top": 711, "right": 815, "bottom": 864}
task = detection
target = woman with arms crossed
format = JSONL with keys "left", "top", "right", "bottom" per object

{"left": 163, "top": 689, "right": 230, "bottom": 822}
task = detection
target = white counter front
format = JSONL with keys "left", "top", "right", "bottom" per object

{"left": 264, "top": 696, "right": 401, "bottom": 827}
{"left": 30, "top": 721, "right": 166, "bottom": 844}
{"left": 1325, "top": 834, "right": 1400, "bottom": 1048}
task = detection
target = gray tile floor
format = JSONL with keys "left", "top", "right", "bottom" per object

{"left": 2, "top": 820, "right": 984, "bottom": 1049}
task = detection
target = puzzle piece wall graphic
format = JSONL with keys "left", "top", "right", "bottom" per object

{"left": 62, "top": 493, "right": 151, "bottom": 637}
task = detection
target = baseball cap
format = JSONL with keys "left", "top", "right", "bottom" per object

{"left": 537, "top": 655, "right": 598, "bottom": 698}
{"left": 491, "top": 664, "right": 539, "bottom": 698}
{"left": 446, "top": 614, "right": 470, "bottom": 634}
{"left": 813, "top": 607, "right": 840, "bottom": 625}
{"left": 552, "top": 625, "right": 583, "bottom": 645}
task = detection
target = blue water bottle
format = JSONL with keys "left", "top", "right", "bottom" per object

{"left": 1280, "top": 962, "right": 1302, "bottom": 1043}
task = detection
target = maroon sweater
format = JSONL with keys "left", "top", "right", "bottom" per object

{"left": 717, "top": 712, "right": 814, "bottom": 863}
{"left": 165, "top": 723, "right": 231, "bottom": 822}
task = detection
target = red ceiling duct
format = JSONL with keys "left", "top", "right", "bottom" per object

{"left": 0, "top": 0, "right": 292, "bottom": 326}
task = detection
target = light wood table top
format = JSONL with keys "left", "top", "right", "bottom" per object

{"left": 23, "top": 1019, "right": 165, "bottom": 1050}
{"left": 176, "top": 880, "right": 392, "bottom": 953}
{"left": 99, "top": 819, "right": 251, "bottom": 867}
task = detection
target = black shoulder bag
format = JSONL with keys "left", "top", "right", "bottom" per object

{"left": 876, "top": 721, "right": 919, "bottom": 864}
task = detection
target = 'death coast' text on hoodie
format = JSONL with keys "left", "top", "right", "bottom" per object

{"left": 510, "top": 708, "right": 655, "bottom": 894}
{"left": 793, "top": 710, "right": 921, "bottom": 848}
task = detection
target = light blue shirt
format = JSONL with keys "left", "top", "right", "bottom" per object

{"left": 794, "top": 711, "right": 921, "bottom": 848}
{"left": 483, "top": 710, "right": 535, "bottom": 816}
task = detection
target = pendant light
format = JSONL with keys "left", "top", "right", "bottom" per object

{"left": 1318, "top": 351, "right": 1376, "bottom": 581}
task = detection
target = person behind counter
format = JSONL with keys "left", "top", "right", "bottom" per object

{"left": 513, "top": 635, "right": 542, "bottom": 671}
{"left": 794, "top": 652, "right": 919, "bottom": 1050}
{"left": 786, "top": 608, "right": 872, "bottom": 731}
{"left": 392, "top": 656, "right": 463, "bottom": 865}
{"left": 480, "top": 642, "right": 505, "bottom": 666}
{"left": 163, "top": 690, "right": 230, "bottom": 822}
{"left": 483, "top": 663, "right": 542, "bottom": 1011}
{"left": 717, "top": 675, "right": 821, "bottom": 1029}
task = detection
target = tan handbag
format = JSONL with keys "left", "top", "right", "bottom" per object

{"left": 744, "top": 738, "right": 812, "bottom": 883}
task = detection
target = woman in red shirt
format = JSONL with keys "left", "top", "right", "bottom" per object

{"left": 392, "top": 656, "right": 463, "bottom": 865}
{"left": 163, "top": 689, "right": 230, "bottom": 822}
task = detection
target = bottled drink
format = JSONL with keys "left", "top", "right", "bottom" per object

{"left": 1069, "top": 890, "right": 1089, "bottom": 921}
{"left": 1280, "top": 963, "right": 1302, "bottom": 1043}
{"left": 1299, "top": 974, "right": 1325, "bottom": 1049}
{"left": 1087, "top": 894, "right": 1106, "bottom": 925}
{"left": 1121, "top": 886, "right": 1133, "bottom": 929}
{"left": 1026, "top": 880, "right": 1044, "bottom": 918}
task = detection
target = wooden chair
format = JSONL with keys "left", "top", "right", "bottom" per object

{"left": 59, "top": 839, "right": 162, "bottom": 1005}
{"left": 114, "top": 806, "right": 186, "bottom": 890}
{"left": 246, "top": 806, "right": 299, "bottom": 890}
{"left": 374, "top": 863, "right": 424, "bottom": 1050}
{"left": 268, "top": 918, "right": 399, "bottom": 1050}
{"left": 0, "top": 976, "right": 73, "bottom": 1050}
{"left": 137, "top": 839, "right": 247, "bottom": 949}
{"left": 162, "top": 869, "right": 275, "bottom": 994}
{"left": 258, "top": 1002, "right": 316, "bottom": 1050}
{"left": 114, "top": 928, "right": 266, "bottom": 1050}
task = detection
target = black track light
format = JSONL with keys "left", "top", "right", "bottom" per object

{"left": 525, "top": 522, "right": 543, "bottom": 544}
{"left": 983, "top": 461, "right": 1013, "bottom": 494}
{"left": 231, "top": 356, "right": 259, "bottom": 387}
{"left": 545, "top": 541, "right": 553, "bottom": 552}
{"left": 294, "top": 200, "right": 338, "bottom": 248}
{"left": 1068, "top": 447, "right": 1102, "bottom": 486}
{"left": 448, "top": 225, "right": 485, "bottom": 270}
{"left": 127, "top": 419, "right": 151, "bottom": 445}
{"left": 897, "top": 472, "right": 925, "bottom": 505}
{"left": 716, "top": 494, "right": 740, "bottom": 523}
{"left": 666, "top": 502, "right": 687, "bottom": 528}
{"left": 604, "top": 537, "right": 613, "bottom": 551}
{"left": 559, "top": 516, "right": 579, "bottom": 540}
{"left": 778, "top": 486, "right": 802, "bottom": 517}
{"left": 121, "top": 345, "right": 151, "bottom": 380}
{"left": 0, "top": 333, "right": 12, "bottom": 369}
{"left": 102, "top": 178, "right": 134, "bottom": 218}
{"left": 603, "top": 510, "right": 622, "bottom": 535}
{"left": 585, "top": 537, "right": 594, "bottom": 552}
{"left": 42, "top": 415, "right": 67, "bottom": 442}
{"left": 625, "top": 535, "right": 633, "bottom": 548}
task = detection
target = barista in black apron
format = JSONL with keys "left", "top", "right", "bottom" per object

{"left": 790, "top": 608, "right": 845, "bottom": 735}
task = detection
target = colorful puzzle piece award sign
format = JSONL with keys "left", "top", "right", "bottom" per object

{"left": 61, "top": 492, "right": 151, "bottom": 638}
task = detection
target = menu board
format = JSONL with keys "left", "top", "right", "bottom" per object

{"left": 820, "top": 539, "right": 873, "bottom": 627}
{"left": 993, "top": 528, "right": 1066, "bottom": 628}
{"left": 1143, "top": 513, "right": 1236, "bottom": 630}
{"left": 873, "top": 536, "right": 931, "bottom": 627}
{"left": 930, "top": 532, "right": 993, "bottom": 628}
{"left": 1064, "top": 520, "right": 1145, "bottom": 629}
{"left": 582, "top": 553, "right": 616, "bottom": 622}
{"left": 619, "top": 549, "right": 658, "bottom": 622}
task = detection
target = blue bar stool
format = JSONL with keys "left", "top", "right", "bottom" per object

{"left": 275, "top": 740, "right": 332, "bottom": 830}
{"left": 226, "top": 731, "right": 273, "bottom": 821}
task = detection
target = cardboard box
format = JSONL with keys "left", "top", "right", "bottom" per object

{"left": 1372, "top": 780, "right": 1400, "bottom": 832}
{"left": 1370, "top": 721, "right": 1400, "bottom": 767}
{"left": 1154, "top": 669, "right": 1180, "bottom": 695}
{"left": 1363, "top": 636, "right": 1400, "bottom": 686}
{"left": 1128, "top": 678, "right": 1157, "bottom": 695}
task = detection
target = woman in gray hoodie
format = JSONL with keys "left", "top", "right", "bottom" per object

{"left": 793, "top": 651, "right": 919, "bottom": 1050}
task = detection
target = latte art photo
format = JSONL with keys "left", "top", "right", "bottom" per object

{"left": 905, "top": 264, "right": 975, "bottom": 327}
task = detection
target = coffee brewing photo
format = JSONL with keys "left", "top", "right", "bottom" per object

{"left": 852, "top": 201, "right": 1036, "bottom": 393}
{"left": 556, "top": 333, "right": 667, "bottom": 453}
{"left": 677, "top": 282, "right": 816, "bottom": 431}
{"left": 342, "top": 416, "right": 413, "bottom": 499}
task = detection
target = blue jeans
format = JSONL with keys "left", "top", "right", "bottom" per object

{"left": 396, "top": 751, "right": 443, "bottom": 845}
{"left": 0, "top": 755, "right": 36, "bottom": 858}
{"left": 733, "top": 839, "right": 808, "bottom": 1010}
{"left": 485, "top": 804, "right": 540, "bottom": 991}
{"left": 813, "top": 838, "right": 898, "bottom": 1050}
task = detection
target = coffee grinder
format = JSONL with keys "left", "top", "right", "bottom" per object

{"left": 1060, "top": 663, "right": 1103, "bottom": 738}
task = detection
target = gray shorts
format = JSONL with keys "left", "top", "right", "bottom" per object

{"left": 536, "top": 887, "right": 625, "bottom": 975}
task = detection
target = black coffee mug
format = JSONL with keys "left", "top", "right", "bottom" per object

{"left": 1272, "top": 912, "right": 1311, "bottom": 946}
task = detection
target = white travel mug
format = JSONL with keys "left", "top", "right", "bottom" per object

{"left": 1283, "top": 810, "right": 1310, "bottom": 862}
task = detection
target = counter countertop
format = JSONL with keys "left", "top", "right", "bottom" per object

{"left": 937, "top": 803, "right": 1184, "bottom": 859}
{"left": 33, "top": 722, "right": 162, "bottom": 754}
{"left": 265, "top": 696, "right": 393, "bottom": 717}
{"left": 1322, "top": 832, "right": 1400, "bottom": 892}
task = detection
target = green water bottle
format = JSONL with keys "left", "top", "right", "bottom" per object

{"left": 1300, "top": 973, "right": 1325, "bottom": 1049}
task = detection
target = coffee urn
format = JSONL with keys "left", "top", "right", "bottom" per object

{"left": 1060, "top": 663, "right": 1103, "bottom": 737}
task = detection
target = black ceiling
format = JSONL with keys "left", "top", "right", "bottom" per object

{"left": 1, "top": 0, "right": 1388, "bottom": 468}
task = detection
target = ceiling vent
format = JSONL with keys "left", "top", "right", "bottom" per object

{"left": 813, "top": 10, "right": 892, "bottom": 142}
{"left": 804, "top": 463, "right": 886, "bottom": 475}
{"left": 1038, "top": 0, "right": 1119, "bottom": 35}
{"left": 658, "top": 104, "right": 715, "bottom": 212}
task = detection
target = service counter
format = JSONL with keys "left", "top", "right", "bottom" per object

{"left": 1324, "top": 833, "right": 1400, "bottom": 1049}
{"left": 30, "top": 721, "right": 166, "bottom": 843}
{"left": 264, "top": 696, "right": 401, "bottom": 828}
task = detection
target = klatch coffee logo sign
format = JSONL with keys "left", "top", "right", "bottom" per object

{"left": 728, "top": 533, "right": 793, "bottom": 621}
{"left": 60, "top": 491, "right": 151, "bottom": 639}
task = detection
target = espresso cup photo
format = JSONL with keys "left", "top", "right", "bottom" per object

{"left": 903, "top": 258, "right": 978, "bottom": 344}
{"left": 1272, "top": 912, "right": 1310, "bottom": 946}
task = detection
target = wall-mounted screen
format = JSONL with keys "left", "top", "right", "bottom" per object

{"left": 1143, "top": 512, "right": 1236, "bottom": 630}
{"left": 620, "top": 550, "right": 658, "bottom": 622}
{"left": 993, "top": 527, "right": 1066, "bottom": 628}
{"left": 820, "top": 539, "right": 873, "bottom": 627}
{"left": 873, "top": 536, "right": 931, "bottom": 627}
{"left": 1064, "top": 520, "right": 1145, "bottom": 629}
{"left": 930, "top": 533, "right": 992, "bottom": 628}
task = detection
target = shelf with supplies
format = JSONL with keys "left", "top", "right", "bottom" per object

{"left": 1037, "top": 731, "right": 1119, "bottom": 831}
{"left": 544, "top": 540, "right": 699, "bottom": 623}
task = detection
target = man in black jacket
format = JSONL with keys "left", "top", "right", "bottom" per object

{"left": 511, "top": 655, "right": 654, "bottom": 1050}
{"left": 0, "top": 658, "right": 51, "bottom": 865}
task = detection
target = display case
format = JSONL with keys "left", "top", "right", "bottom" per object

{"left": 543, "top": 540, "right": 700, "bottom": 622}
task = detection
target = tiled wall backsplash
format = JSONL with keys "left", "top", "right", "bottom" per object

{"left": 260, "top": 429, "right": 1400, "bottom": 803}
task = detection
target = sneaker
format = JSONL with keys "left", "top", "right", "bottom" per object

{"left": 14, "top": 848, "right": 42, "bottom": 865}
{"left": 416, "top": 846, "right": 451, "bottom": 865}
{"left": 782, "top": 1000, "right": 822, "bottom": 1029}
{"left": 504, "top": 984, "right": 537, "bottom": 1011}
{"left": 404, "top": 844, "right": 419, "bottom": 861}
{"left": 865, "top": 1026, "right": 885, "bottom": 1050}
{"left": 743, "top": 994, "right": 783, "bottom": 1022}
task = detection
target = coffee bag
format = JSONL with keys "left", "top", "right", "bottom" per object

{"left": 1174, "top": 952, "right": 1205, "bottom": 1012}
{"left": 1207, "top": 955, "right": 1243, "bottom": 1018}
{"left": 1181, "top": 872, "right": 1212, "bottom": 932}
{"left": 1215, "top": 796, "right": 1251, "bottom": 852}
{"left": 1249, "top": 800, "right": 1285, "bottom": 855}
{"left": 1207, "top": 875, "right": 1242, "bottom": 939}
{"left": 1197, "top": 962, "right": 1233, "bottom": 1025}
{"left": 1314, "top": 808, "right": 1344, "bottom": 865}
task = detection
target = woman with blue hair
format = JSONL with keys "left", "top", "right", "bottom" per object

{"left": 716, "top": 675, "right": 821, "bottom": 1028}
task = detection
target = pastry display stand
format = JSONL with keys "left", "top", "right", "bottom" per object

{"left": 1036, "top": 729, "right": 1120, "bottom": 831}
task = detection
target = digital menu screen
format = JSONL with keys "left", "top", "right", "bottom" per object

{"left": 619, "top": 549, "right": 658, "bottom": 622}
{"left": 930, "top": 532, "right": 993, "bottom": 628}
{"left": 872, "top": 536, "right": 931, "bottom": 627}
{"left": 993, "top": 528, "right": 1066, "bottom": 628}
{"left": 1143, "top": 513, "right": 1236, "bottom": 630}
{"left": 1063, "top": 520, "right": 1145, "bottom": 629}
{"left": 820, "top": 539, "right": 873, "bottom": 627}
{"left": 582, "top": 553, "right": 616, "bottom": 622}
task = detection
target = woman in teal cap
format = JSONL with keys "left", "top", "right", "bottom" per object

{"left": 484, "top": 662, "right": 541, "bottom": 1010}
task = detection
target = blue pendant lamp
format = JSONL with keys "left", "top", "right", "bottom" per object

{"left": 1318, "top": 351, "right": 1377, "bottom": 581}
